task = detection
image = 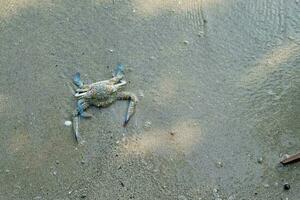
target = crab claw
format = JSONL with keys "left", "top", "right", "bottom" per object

{"left": 72, "top": 100, "right": 92, "bottom": 144}
{"left": 73, "top": 72, "right": 84, "bottom": 88}
{"left": 74, "top": 92, "right": 87, "bottom": 98}
{"left": 113, "top": 64, "right": 125, "bottom": 78}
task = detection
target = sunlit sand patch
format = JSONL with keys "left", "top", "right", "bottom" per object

{"left": 120, "top": 120, "right": 202, "bottom": 156}
{"left": 0, "top": 0, "right": 38, "bottom": 19}
{"left": 241, "top": 42, "right": 300, "bottom": 86}
{"left": 132, "top": 0, "right": 222, "bottom": 16}
{"left": 152, "top": 76, "right": 178, "bottom": 104}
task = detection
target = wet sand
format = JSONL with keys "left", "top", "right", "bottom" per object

{"left": 0, "top": 0, "right": 299, "bottom": 199}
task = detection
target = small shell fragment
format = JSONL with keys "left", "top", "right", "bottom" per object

{"left": 64, "top": 120, "right": 72, "bottom": 126}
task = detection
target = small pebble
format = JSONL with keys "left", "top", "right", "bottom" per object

{"left": 144, "top": 121, "right": 152, "bottom": 130}
{"left": 263, "top": 183, "right": 270, "bottom": 188}
{"left": 257, "top": 157, "right": 263, "bottom": 164}
{"left": 53, "top": 171, "right": 57, "bottom": 176}
{"left": 81, "top": 160, "right": 86, "bottom": 165}
{"left": 169, "top": 131, "right": 175, "bottom": 136}
{"left": 5, "top": 169, "right": 10, "bottom": 173}
{"left": 283, "top": 183, "right": 290, "bottom": 190}
{"left": 183, "top": 40, "right": 189, "bottom": 45}
{"left": 64, "top": 121, "right": 72, "bottom": 126}
{"left": 108, "top": 49, "right": 114, "bottom": 53}
{"left": 216, "top": 161, "right": 223, "bottom": 168}
{"left": 55, "top": 160, "right": 60, "bottom": 165}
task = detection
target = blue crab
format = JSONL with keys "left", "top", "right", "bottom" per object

{"left": 72, "top": 64, "right": 138, "bottom": 142}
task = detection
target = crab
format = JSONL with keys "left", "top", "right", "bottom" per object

{"left": 72, "top": 64, "right": 138, "bottom": 143}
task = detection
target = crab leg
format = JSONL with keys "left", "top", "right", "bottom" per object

{"left": 72, "top": 100, "right": 91, "bottom": 143}
{"left": 91, "top": 64, "right": 125, "bottom": 86}
{"left": 117, "top": 92, "right": 138, "bottom": 126}
{"left": 91, "top": 80, "right": 110, "bottom": 86}
{"left": 72, "top": 115, "right": 80, "bottom": 142}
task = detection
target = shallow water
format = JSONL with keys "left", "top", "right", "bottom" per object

{"left": 0, "top": 0, "right": 299, "bottom": 199}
